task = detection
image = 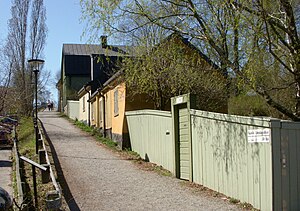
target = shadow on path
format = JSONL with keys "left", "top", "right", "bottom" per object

{"left": 0, "top": 160, "right": 12, "bottom": 167}
{"left": 39, "top": 119, "right": 81, "bottom": 211}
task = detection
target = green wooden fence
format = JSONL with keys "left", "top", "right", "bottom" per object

{"left": 126, "top": 95, "right": 300, "bottom": 211}
{"left": 190, "top": 110, "right": 273, "bottom": 210}
{"left": 275, "top": 121, "right": 300, "bottom": 211}
{"left": 126, "top": 110, "right": 174, "bottom": 174}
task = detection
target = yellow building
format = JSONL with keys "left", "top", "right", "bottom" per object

{"left": 84, "top": 32, "right": 228, "bottom": 148}
{"left": 90, "top": 71, "right": 153, "bottom": 148}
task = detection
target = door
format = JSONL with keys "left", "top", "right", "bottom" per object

{"left": 178, "top": 105, "right": 190, "bottom": 180}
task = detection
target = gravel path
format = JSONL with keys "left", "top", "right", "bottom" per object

{"left": 0, "top": 149, "right": 13, "bottom": 198}
{"left": 39, "top": 111, "right": 242, "bottom": 211}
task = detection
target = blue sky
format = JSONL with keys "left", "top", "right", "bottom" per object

{"left": 0, "top": 0, "right": 91, "bottom": 102}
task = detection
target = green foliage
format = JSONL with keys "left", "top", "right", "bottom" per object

{"left": 74, "top": 120, "right": 93, "bottom": 133}
{"left": 229, "top": 94, "right": 269, "bottom": 116}
{"left": 101, "top": 137, "right": 118, "bottom": 149}
{"left": 236, "top": 47, "right": 297, "bottom": 118}
{"left": 124, "top": 34, "right": 227, "bottom": 111}
{"left": 240, "top": 202, "right": 259, "bottom": 210}
{"left": 80, "top": 0, "right": 300, "bottom": 120}
{"left": 124, "top": 149, "right": 140, "bottom": 158}
{"left": 73, "top": 119, "right": 119, "bottom": 149}
{"left": 16, "top": 116, "right": 54, "bottom": 209}
{"left": 152, "top": 165, "right": 173, "bottom": 177}
{"left": 228, "top": 93, "right": 286, "bottom": 118}
{"left": 17, "top": 117, "right": 35, "bottom": 157}
{"left": 229, "top": 197, "right": 240, "bottom": 204}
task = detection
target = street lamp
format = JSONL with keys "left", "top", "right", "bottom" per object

{"left": 28, "top": 58, "right": 44, "bottom": 154}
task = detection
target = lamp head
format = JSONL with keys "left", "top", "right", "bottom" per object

{"left": 28, "top": 59, "right": 44, "bottom": 71}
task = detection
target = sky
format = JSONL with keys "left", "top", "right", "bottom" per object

{"left": 0, "top": 0, "right": 91, "bottom": 103}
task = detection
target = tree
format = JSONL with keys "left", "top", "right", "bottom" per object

{"left": 0, "top": 44, "right": 13, "bottom": 114}
{"left": 123, "top": 33, "right": 227, "bottom": 111}
{"left": 29, "top": 0, "right": 47, "bottom": 59}
{"left": 81, "top": 0, "right": 300, "bottom": 120}
{"left": 2, "top": 0, "right": 47, "bottom": 115}
{"left": 232, "top": 0, "right": 300, "bottom": 120}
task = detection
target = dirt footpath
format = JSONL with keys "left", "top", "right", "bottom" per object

{"left": 39, "top": 111, "right": 242, "bottom": 211}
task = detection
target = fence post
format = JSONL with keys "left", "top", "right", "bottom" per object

{"left": 38, "top": 149, "right": 46, "bottom": 164}
{"left": 41, "top": 164, "right": 50, "bottom": 184}
{"left": 270, "top": 119, "right": 282, "bottom": 211}
{"left": 38, "top": 139, "right": 43, "bottom": 150}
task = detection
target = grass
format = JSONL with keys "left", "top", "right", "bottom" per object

{"left": 74, "top": 120, "right": 94, "bottom": 133}
{"left": 179, "top": 181, "right": 258, "bottom": 210}
{"left": 228, "top": 198, "right": 259, "bottom": 210}
{"left": 11, "top": 156, "right": 18, "bottom": 207}
{"left": 71, "top": 118, "right": 120, "bottom": 150}
{"left": 240, "top": 202, "right": 259, "bottom": 210}
{"left": 101, "top": 137, "right": 118, "bottom": 148}
{"left": 151, "top": 165, "right": 173, "bottom": 177}
{"left": 16, "top": 117, "right": 36, "bottom": 209}
{"left": 17, "top": 117, "right": 35, "bottom": 157}
{"left": 229, "top": 197, "right": 240, "bottom": 204}
{"left": 15, "top": 116, "right": 54, "bottom": 210}
{"left": 123, "top": 149, "right": 141, "bottom": 159}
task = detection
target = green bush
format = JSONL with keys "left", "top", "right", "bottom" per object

{"left": 228, "top": 94, "right": 276, "bottom": 117}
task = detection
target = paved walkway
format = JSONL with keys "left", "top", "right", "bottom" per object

{"left": 39, "top": 111, "right": 241, "bottom": 211}
{"left": 0, "top": 149, "right": 13, "bottom": 198}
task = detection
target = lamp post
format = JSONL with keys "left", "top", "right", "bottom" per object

{"left": 28, "top": 59, "right": 44, "bottom": 154}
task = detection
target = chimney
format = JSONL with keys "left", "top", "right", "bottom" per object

{"left": 101, "top": 35, "right": 107, "bottom": 48}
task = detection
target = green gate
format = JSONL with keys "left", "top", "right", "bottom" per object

{"left": 171, "top": 94, "right": 196, "bottom": 181}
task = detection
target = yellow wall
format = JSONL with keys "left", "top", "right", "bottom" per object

{"left": 111, "top": 82, "right": 126, "bottom": 136}
{"left": 96, "top": 81, "right": 154, "bottom": 137}
{"left": 105, "top": 91, "right": 112, "bottom": 129}
{"left": 91, "top": 100, "right": 96, "bottom": 126}
{"left": 100, "top": 82, "right": 126, "bottom": 136}
{"left": 99, "top": 97, "right": 104, "bottom": 128}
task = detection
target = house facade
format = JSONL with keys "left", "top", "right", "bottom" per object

{"left": 76, "top": 33, "right": 227, "bottom": 148}
{"left": 90, "top": 71, "right": 154, "bottom": 149}
{"left": 58, "top": 44, "right": 96, "bottom": 112}
{"left": 57, "top": 36, "right": 134, "bottom": 113}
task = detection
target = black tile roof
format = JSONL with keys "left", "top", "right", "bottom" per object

{"left": 62, "top": 44, "right": 137, "bottom": 57}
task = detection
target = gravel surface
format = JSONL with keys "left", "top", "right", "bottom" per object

{"left": 39, "top": 111, "right": 242, "bottom": 211}
{"left": 0, "top": 149, "right": 13, "bottom": 198}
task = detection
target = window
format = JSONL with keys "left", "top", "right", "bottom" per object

{"left": 114, "top": 89, "right": 119, "bottom": 116}
{"left": 83, "top": 96, "right": 85, "bottom": 112}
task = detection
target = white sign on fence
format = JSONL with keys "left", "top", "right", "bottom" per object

{"left": 247, "top": 128, "right": 271, "bottom": 143}
{"left": 175, "top": 96, "right": 184, "bottom": 105}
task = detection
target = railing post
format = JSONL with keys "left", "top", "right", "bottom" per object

{"left": 34, "top": 124, "right": 38, "bottom": 154}
{"left": 32, "top": 165, "right": 38, "bottom": 209}
{"left": 38, "top": 149, "right": 46, "bottom": 164}
{"left": 41, "top": 164, "right": 50, "bottom": 184}
{"left": 37, "top": 139, "right": 43, "bottom": 150}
